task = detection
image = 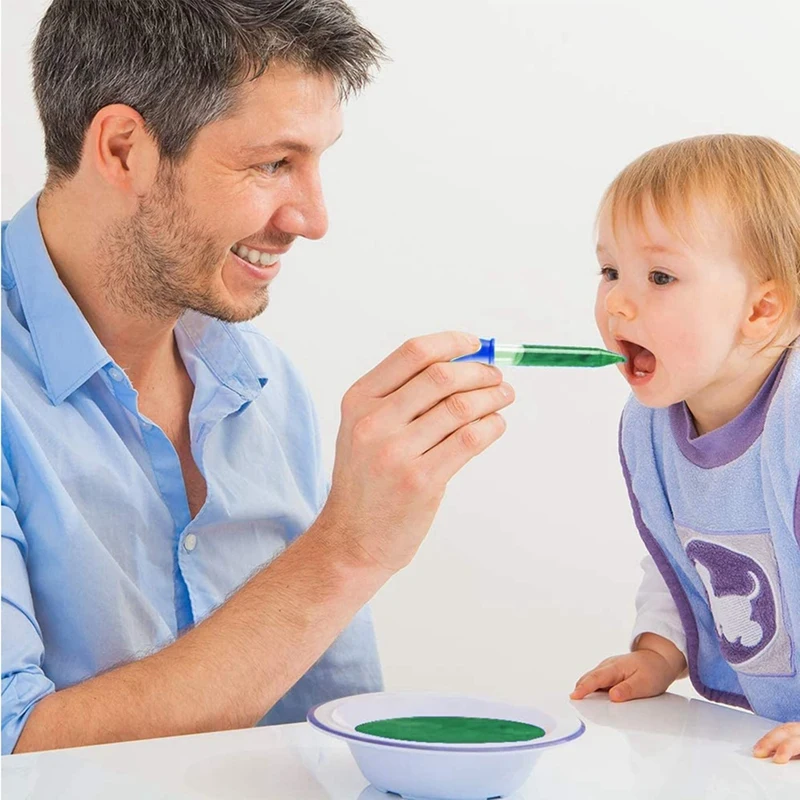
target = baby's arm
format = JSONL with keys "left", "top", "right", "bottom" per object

{"left": 631, "top": 554, "right": 688, "bottom": 678}
{"left": 571, "top": 555, "right": 687, "bottom": 701}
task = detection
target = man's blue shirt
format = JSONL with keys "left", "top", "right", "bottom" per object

{"left": 1, "top": 195, "right": 382, "bottom": 754}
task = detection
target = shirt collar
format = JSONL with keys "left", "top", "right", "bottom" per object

{"left": 4, "top": 194, "right": 111, "bottom": 405}
{"left": 5, "top": 194, "right": 269, "bottom": 406}
{"left": 177, "top": 311, "right": 269, "bottom": 402}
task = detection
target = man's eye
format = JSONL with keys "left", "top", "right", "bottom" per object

{"left": 257, "top": 159, "right": 288, "bottom": 176}
{"left": 599, "top": 266, "right": 619, "bottom": 281}
{"left": 649, "top": 270, "right": 675, "bottom": 286}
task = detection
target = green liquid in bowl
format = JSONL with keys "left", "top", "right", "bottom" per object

{"left": 354, "top": 716, "right": 546, "bottom": 744}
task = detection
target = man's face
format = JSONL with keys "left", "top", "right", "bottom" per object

{"left": 104, "top": 63, "right": 342, "bottom": 323}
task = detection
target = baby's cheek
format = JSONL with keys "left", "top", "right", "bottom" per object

{"left": 658, "top": 326, "right": 698, "bottom": 365}
{"left": 659, "top": 307, "right": 711, "bottom": 358}
{"left": 594, "top": 294, "right": 611, "bottom": 341}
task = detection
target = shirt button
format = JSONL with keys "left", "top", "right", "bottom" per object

{"left": 108, "top": 367, "right": 124, "bottom": 382}
{"left": 184, "top": 534, "right": 198, "bottom": 552}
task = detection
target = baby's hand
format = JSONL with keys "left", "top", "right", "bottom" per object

{"left": 753, "top": 723, "right": 800, "bottom": 764}
{"left": 570, "top": 649, "right": 680, "bottom": 702}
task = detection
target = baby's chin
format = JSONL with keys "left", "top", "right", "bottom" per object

{"left": 628, "top": 378, "right": 686, "bottom": 409}
{"left": 632, "top": 392, "right": 681, "bottom": 409}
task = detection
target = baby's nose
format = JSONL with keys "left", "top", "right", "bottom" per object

{"left": 605, "top": 285, "right": 636, "bottom": 319}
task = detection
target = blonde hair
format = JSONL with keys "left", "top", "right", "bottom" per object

{"left": 599, "top": 134, "right": 800, "bottom": 336}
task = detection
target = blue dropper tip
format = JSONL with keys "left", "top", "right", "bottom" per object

{"left": 453, "top": 338, "right": 495, "bottom": 364}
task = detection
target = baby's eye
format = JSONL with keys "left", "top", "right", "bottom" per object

{"left": 599, "top": 266, "right": 619, "bottom": 281}
{"left": 649, "top": 270, "right": 676, "bottom": 286}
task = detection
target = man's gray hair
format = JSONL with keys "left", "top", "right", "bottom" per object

{"left": 32, "top": 0, "right": 385, "bottom": 184}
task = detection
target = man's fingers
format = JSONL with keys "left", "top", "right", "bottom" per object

{"left": 404, "top": 381, "right": 515, "bottom": 455}
{"left": 353, "top": 333, "right": 481, "bottom": 398}
{"left": 388, "top": 360, "right": 506, "bottom": 427}
{"left": 419, "top": 413, "right": 507, "bottom": 485}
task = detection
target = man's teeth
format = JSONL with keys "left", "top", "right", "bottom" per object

{"left": 232, "top": 244, "right": 280, "bottom": 267}
{"left": 634, "top": 370, "right": 647, "bottom": 377}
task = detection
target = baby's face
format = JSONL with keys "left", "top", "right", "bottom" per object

{"left": 594, "top": 196, "right": 759, "bottom": 409}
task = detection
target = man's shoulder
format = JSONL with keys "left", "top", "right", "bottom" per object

{"left": 1, "top": 224, "right": 37, "bottom": 381}
{"left": 2, "top": 220, "right": 17, "bottom": 291}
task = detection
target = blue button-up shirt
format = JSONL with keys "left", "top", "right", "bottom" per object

{"left": 1, "top": 195, "right": 382, "bottom": 754}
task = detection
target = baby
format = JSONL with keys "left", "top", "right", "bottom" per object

{"left": 570, "top": 134, "right": 800, "bottom": 763}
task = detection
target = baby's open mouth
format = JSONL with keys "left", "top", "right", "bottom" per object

{"left": 616, "top": 339, "right": 656, "bottom": 379}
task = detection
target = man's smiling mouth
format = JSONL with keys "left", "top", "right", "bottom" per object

{"left": 230, "top": 243, "right": 281, "bottom": 267}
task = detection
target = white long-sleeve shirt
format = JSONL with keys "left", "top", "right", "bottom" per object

{"left": 631, "top": 554, "right": 688, "bottom": 660}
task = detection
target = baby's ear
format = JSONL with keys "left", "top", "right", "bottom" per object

{"left": 742, "top": 280, "right": 786, "bottom": 341}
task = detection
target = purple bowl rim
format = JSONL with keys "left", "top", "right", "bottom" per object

{"left": 306, "top": 704, "right": 586, "bottom": 754}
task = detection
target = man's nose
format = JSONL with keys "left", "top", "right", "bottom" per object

{"left": 273, "top": 172, "right": 329, "bottom": 241}
{"left": 604, "top": 283, "right": 636, "bottom": 320}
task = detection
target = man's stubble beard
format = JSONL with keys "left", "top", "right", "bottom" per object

{"left": 99, "top": 170, "right": 270, "bottom": 324}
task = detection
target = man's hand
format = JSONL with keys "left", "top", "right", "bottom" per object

{"left": 319, "top": 332, "right": 514, "bottom": 572}
{"left": 570, "top": 634, "right": 687, "bottom": 702}
{"left": 12, "top": 332, "right": 513, "bottom": 753}
{"left": 753, "top": 723, "right": 800, "bottom": 764}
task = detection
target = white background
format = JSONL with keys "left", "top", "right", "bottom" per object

{"left": 3, "top": 0, "right": 800, "bottom": 706}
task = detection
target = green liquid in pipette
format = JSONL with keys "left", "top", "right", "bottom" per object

{"left": 494, "top": 344, "right": 625, "bottom": 368}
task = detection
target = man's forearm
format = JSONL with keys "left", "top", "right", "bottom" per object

{"left": 14, "top": 518, "right": 390, "bottom": 753}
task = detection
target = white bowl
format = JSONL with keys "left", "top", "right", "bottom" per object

{"left": 308, "top": 691, "right": 585, "bottom": 800}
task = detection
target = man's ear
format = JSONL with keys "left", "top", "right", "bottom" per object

{"left": 85, "top": 104, "right": 160, "bottom": 195}
{"left": 741, "top": 279, "right": 786, "bottom": 342}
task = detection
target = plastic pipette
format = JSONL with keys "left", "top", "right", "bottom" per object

{"left": 454, "top": 338, "right": 625, "bottom": 367}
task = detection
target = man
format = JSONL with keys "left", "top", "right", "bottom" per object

{"left": 1, "top": 0, "right": 514, "bottom": 754}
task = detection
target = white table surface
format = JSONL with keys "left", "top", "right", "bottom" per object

{"left": 3, "top": 693, "right": 798, "bottom": 799}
